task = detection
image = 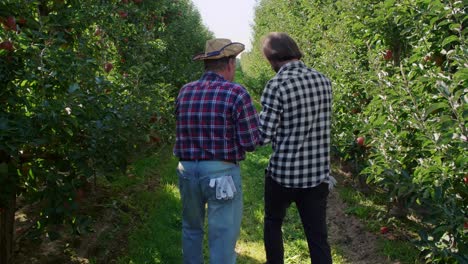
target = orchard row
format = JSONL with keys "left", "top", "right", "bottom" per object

{"left": 240, "top": 0, "right": 467, "bottom": 263}
{"left": 0, "top": 1, "right": 211, "bottom": 263}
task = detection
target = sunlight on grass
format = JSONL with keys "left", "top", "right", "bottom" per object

{"left": 120, "top": 145, "right": 374, "bottom": 263}
{"left": 163, "top": 183, "right": 180, "bottom": 198}
{"left": 118, "top": 146, "right": 182, "bottom": 264}
{"left": 339, "top": 187, "right": 386, "bottom": 221}
{"left": 236, "top": 240, "right": 266, "bottom": 264}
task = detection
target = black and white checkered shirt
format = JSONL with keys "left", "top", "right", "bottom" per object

{"left": 259, "top": 60, "right": 332, "bottom": 188}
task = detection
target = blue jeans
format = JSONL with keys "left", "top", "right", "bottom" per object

{"left": 177, "top": 161, "right": 243, "bottom": 264}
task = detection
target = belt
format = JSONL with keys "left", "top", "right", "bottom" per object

{"left": 179, "top": 159, "right": 238, "bottom": 164}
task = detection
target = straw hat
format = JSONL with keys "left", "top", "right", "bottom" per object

{"left": 192, "top": 38, "right": 245, "bottom": 61}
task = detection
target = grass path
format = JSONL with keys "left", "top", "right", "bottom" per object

{"left": 12, "top": 143, "right": 411, "bottom": 263}
{"left": 117, "top": 145, "right": 355, "bottom": 263}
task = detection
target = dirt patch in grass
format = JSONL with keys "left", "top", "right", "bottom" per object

{"left": 327, "top": 178, "right": 392, "bottom": 263}
{"left": 327, "top": 161, "right": 398, "bottom": 264}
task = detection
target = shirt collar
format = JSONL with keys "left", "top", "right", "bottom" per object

{"left": 200, "top": 71, "right": 227, "bottom": 82}
{"left": 277, "top": 60, "right": 306, "bottom": 74}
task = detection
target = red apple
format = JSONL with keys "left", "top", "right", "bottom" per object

{"left": 150, "top": 114, "right": 158, "bottom": 123}
{"left": 433, "top": 54, "right": 444, "bottom": 66}
{"left": 76, "top": 188, "right": 85, "bottom": 202}
{"left": 383, "top": 50, "right": 392, "bottom": 61}
{"left": 94, "top": 27, "right": 102, "bottom": 36}
{"left": 464, "top": 222, "right": 468, "bottom": 229}
{"left": 356, "top": 136, "right": 365, "bottom": 146}
{"left": 380, "top": 226, "right": 389, "bottom": 234}
{"left": 150, "top": 136, "right": 161, "bottom": 143}
{"left": 17, "top": 17, "right": 26, "bottom": 26}
{"left": 104, "top": 62, "right": 113, "bottom": 73}
{"left": 5, "top": 16, "right": 16, "bottom": 30}
{"left": 464, "top": 176, "right": 468, "bottom": 184}
{"left": 0, "top": 41, "right": 14, "bottom": 52}
{"left": 118, "top": 10, "right": 128, "bottom": 18}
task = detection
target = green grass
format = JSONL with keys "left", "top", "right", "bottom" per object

{"left": 111, "top": 142, "right": 421, "bottom": 263}
{"left": 116, "top": 145, "right": 352, "bottom": 263}
{"left": 114, "top": 146, "right": 181, "bottom": 264}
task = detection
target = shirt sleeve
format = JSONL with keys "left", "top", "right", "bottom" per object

{"left": 234, "top": 91, "right": 260, "bottom": 152}
{"left": 259, "top": 80, "right": 283, "bottom": 145}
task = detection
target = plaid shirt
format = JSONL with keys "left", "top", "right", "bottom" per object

{"left": 259, "top": 61, "right": 332, "bottom": 188}
{"left": 174, "top": 71, "right": 260, "bottom": 161}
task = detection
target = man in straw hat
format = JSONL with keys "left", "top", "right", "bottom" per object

{"left": 258, "top": 32, "right": 334, "bottom": 264}
{"left": 174, "top": 38, "right": 260, "bottom": 264}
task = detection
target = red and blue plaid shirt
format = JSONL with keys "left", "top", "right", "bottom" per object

{"left": 174, "top": 71, "right": 260, "bottom": 161}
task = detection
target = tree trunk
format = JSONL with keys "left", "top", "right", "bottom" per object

{"left": 0, "top": 162, "right": 16, "bottom": 264}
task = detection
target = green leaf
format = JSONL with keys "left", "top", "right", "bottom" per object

{"left": 441, "top": 35, "right": 459, "bottom": 47}
{"left": 64, "top": 127, "right": 74, "bottom": 136}
{"left": 453, "top": 68, "right": 468, "bottom": 84}
{"left": 425, "top": 102, "right": 447, "bottom": 118}
{"left": 449, "top": 23, "right": 461, "bottom": 32}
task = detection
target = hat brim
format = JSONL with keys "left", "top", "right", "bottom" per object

{"left": 192, "top": 42, "right": 245, "bottom": 61}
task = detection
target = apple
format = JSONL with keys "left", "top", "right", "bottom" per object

{"left": 94, "top": 27, "right": 102, "bottom": 36}
{"left": 149, "top": 114, "right": 158, "bottom": 123}
{"left": 76, "top": 188, "right": 85, "bottom": 202}
{"left": 5, "top": 16, "right": 16, "bottom": 30}
{"left": 17, "top": 17, "right": 26, "bottom": 26}
{"left": 118, "top": 10, "right": 128, "bottom": 18}
{"left": 380, "top": 226, "right": 389, "bottom": 234}
{"left": 104, "top": 62, "right": 113, "bottom": 73}
{"left": 383, "top": 50, "right": 392, "bottom": 61}
{"left": 356, "top": 136, "right": 365, "bottom": 146}
{"left": 150, "top": 136, "right": 161, "bottom": 143}
{"left": 0, "top": 41, "right": 14, "bottom": 52}
{"left": 433, "top": 54, "right": 444, "bottom": 66}
{"left": 464, "top": 222, "right": 468, "bottom": 229}
{"left": 464, "top": 176, "right": 468, "bottom": 184}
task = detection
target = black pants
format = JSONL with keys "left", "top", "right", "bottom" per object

{"left": 264, "top": 176, "right": 332, "bottom": 264}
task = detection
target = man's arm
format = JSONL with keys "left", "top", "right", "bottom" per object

{"left": 259, "top": 80, "right": 282, "bottom": 145}
{"left": 235, "top": 91, "right": 260, "bottom": 151}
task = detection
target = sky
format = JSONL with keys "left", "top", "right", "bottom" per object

{"left": 190, "top": 0, "right": 257, "bottom": 52}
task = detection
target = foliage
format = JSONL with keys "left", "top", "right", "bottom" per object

{"left": 241, "top": 0, "right": 467, "bottom": 262}
{"left": 0, "top": 0, "right": 211, "bottom": 239}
